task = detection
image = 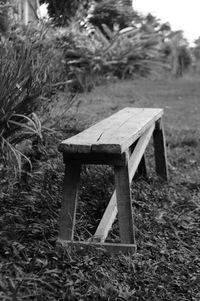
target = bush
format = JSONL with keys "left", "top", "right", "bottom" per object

{"left": 57, "top": 23, "right": 163, "bottom": 92}
{"left": 88, "top": 0, "right": 138, "bottom": 33}
{"left": 0, "top": 22, "right": 69, "bottom": 177}
{"left": 40, "top": 0, "right": 90, "bottom": 26}
{"left": 10, "top": 23, "right": 68, "bottom": 93}
{"left": 0, "top": 39, "right": 42, "bottom": 176}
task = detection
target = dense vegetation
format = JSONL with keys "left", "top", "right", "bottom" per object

{"left": 1, "top": 0, "right": 200, "bottom": 300}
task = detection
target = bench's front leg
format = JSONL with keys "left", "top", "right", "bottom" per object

{"left": 114, "top": 165, "right": 135, "bottom": 244}
{"left": 59, "top": 164, "right": 81, "bottom": 241}
{"left": 153, "top": 119, "right": 168, "bottom": 180}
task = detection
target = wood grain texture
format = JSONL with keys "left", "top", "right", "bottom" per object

{"left": 92, "top": 192, "right": 118, "bottom": 243}
{"left": 57, "top": 239, "right": 136, "bottom": 254}
{"left": 128, "top": 124, "right": 155, "bottom": 180}
{"left": 59, "top": 107, "right": 143, "bottom": 153}
{"left": 59, "top": 107, "right": 163, "bottom": 154}
{"left": 58, "top": 164, "right": 81, "bottom": 241}
{"left": 92, "top": 109, "right": 163, "bottom": 153}
{"left": 114, "top": 165, "right": 135, "bottom": 244}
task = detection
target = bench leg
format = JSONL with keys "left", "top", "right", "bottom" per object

{"left": 153, "top": 119, "right": 168, "bottom": 180}
{"left": 114, "top": 165, "right": 135, "bottom": 244}
{"left": 58, "top": 164, "right": 81, "bottom": 241}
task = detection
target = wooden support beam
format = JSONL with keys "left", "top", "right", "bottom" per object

{"left": 92, "top": 192, "right": 117, "bottom": 242}
{"left": 115, "top": 165, "right": 135, "bottom": 244}
{"left": 93, "top": 124, "right": 155, "bottom": 242}
{"left": 128, "top": 124, "right": 154, "bottom": 180}
{"left": 153, "top": 119, "right": 168, "bottom": 180}
{"left": 57, "top": 239, "right": 136, "bottom": 254}
{"left": 58, "top": 164, "right": 81, "bottom": 241}
{"left": 63, "top": 152, "right": 127, "bottom": 166}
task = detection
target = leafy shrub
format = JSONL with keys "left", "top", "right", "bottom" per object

{"left": 0, "top": 28, "right": 52, "bottom": 170}
{"left": 0, "top": 40, "right": 43, "bottom": 176}
{"left": 88, "top": 0, "right": 139, "bottom": 33}
{"left": 58, "top": 23, "right": 163, "bottom": 92}
{"left": 94, "top": 25, "right": 162, "bottom": 79}
{"left": 10, "top": 23, "right": 67, "bottom": 93}
{"left": 40, "top": 0, "right": 90, "bottom": 26}
{"left": 0, "top": 22, "right": 67, "bottom": 176}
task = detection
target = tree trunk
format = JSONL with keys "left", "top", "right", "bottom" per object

{"left": 27, "top": 0, "right": 39, "bottom": 22}
{"left": 18, "top": 0, "right": 39, "bottom": 24}
{"left": 0, "top": 6, "right": 9, "bottom": 36}
{"left": 169, "top": 31, "right": 183, "bottom": 77}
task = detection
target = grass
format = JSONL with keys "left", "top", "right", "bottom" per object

{"left": 1, "top": 76, "right": 200, "bottom": 300}
{"left": 65, "top": 76, "right": 200, "bottom": 129}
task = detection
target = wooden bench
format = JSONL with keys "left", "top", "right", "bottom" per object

{"left": 58, "top": 107, "right": 168, "bottom": 253}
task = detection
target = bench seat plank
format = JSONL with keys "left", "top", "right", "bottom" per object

{"left": 92, "top": 109, "right": 162, "bottom": 153}
{"left": 59, "top": 108, "right": 163, "bottom": 154}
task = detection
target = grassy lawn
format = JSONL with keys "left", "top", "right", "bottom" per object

{"left": 73, "top": 77, "right": 200, "bottom": 129}
{"left": 1, "top": 76, "right": 200, "bottom": 300}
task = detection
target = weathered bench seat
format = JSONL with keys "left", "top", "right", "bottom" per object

{"left": 59, "top": 107, "right": 163, "bottom": 154}
{"left": 58, "top": 107, "right": 168, "bottom": 253}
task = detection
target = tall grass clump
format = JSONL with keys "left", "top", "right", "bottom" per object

{"left": 0, "top": 22, "right": 64, "bottom": 177}
{"left": 11, "top": 23, "right": 68, "bottom": 92}
{"left": 0, "top": 39, "right": 43, "bottom": 176}
{"left": 0, "top": 21, "right": 83, "bottom": 177}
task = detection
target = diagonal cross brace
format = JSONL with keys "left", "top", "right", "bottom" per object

{"left": 92, "top": 123, "right": 155, "bottom": 243}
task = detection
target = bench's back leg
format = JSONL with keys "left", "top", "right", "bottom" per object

{"left": 59, "top": 164, "right": 81, "bottom": 241}
{"left": 136, "top": 155, "right": 148, "bottom": 179}
{"left": 114, "top": 165, "right": 135, "bottom": 244}
{"left": 130, "top": 139, "right": 148, "bottom": 180}
{"left": 153, "top": 119, "right": 168, "bottom": 180}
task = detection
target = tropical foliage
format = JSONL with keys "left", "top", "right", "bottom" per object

{"left": 40, "top": 0, "right": 90, "bottom": 25}
{"left": 40, "top": 0, "right": 135, "bottom": 27}
{"left": 87, "top": 0, "right": 138, "bottom": 33}
{"left": 57, "top": 23, "right": 164, "bottom": 92}
{"left": 0, "top": 21, "right": 68, "bottom": 176}
{"left": 162, "top": 31, "right": 192, "bottom": 77}
{"left": 0, "top": 36, "right": 43, "bottom": 176}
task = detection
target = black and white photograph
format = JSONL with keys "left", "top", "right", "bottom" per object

{"left": 1, "top": 1, "right": 200, "bottom": 300}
